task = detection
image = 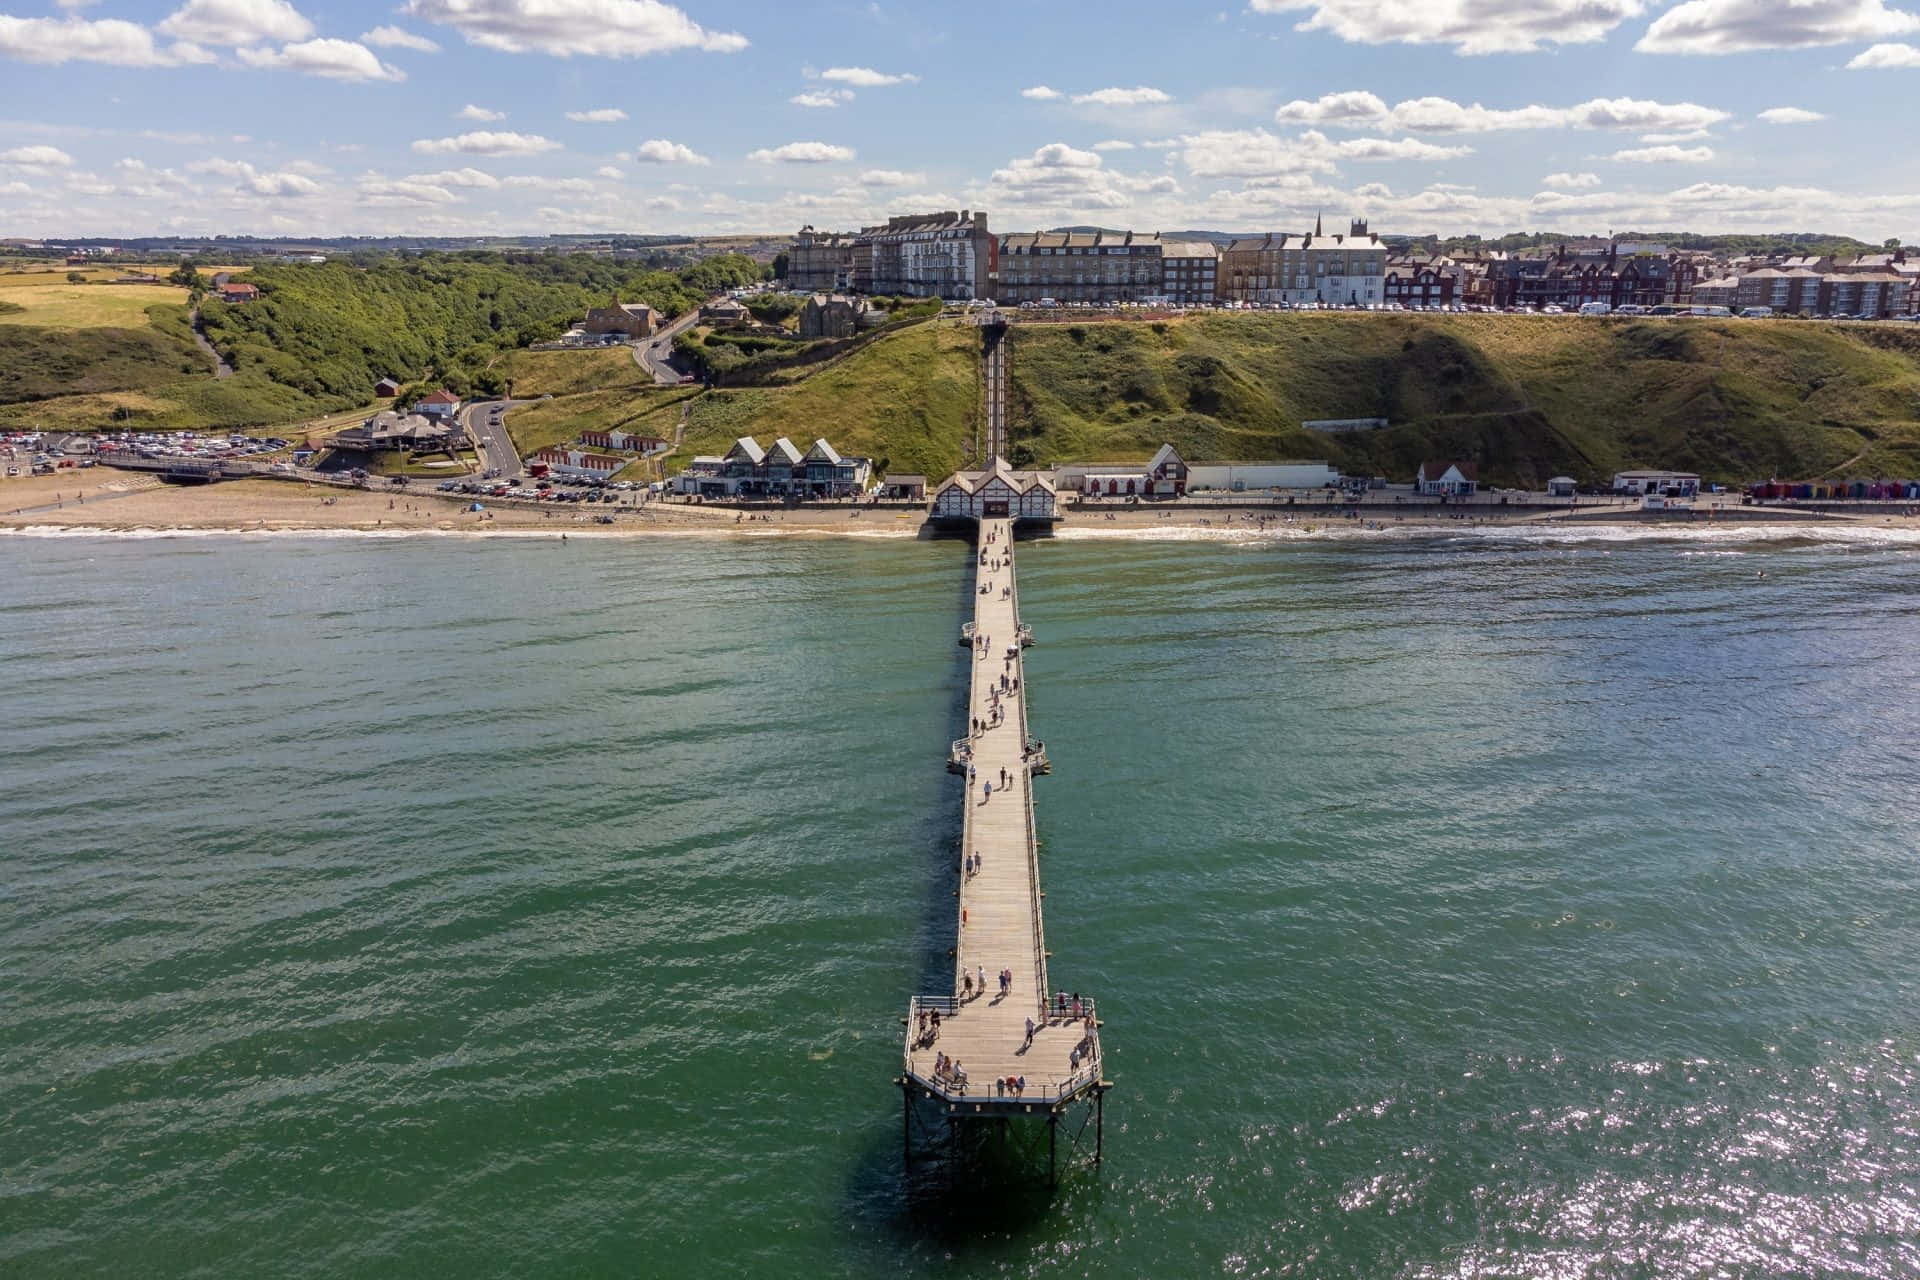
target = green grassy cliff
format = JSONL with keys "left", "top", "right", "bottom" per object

{"left": 1006, "top": 314, "right": 1920, "bottom": 486}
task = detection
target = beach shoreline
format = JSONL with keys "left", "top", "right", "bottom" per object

{"left": 3, "top": 474, "right": 1913, "bottom": 541}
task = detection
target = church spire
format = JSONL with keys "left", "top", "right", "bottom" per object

{"left": 1314, "top": 210, "right": 1323, "bottom": 237}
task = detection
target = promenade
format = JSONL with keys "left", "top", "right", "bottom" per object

{"left": 901, "top": 518, "right": 1102, "bottom": 1116}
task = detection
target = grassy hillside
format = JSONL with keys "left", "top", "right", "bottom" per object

{"left": 1007, "top": 314, "right": 1920, "bottom": 486}
{"left": 0, "top": 254, "right": 760, "bottom": 434}
{"left": 505, "top": 322, "right": 982, "bottom": 481}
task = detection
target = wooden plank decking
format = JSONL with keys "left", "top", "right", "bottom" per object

{"left": 902, "top": 518, "right": 1101, "bottom": 1113}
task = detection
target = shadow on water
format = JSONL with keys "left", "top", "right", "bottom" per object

{"left": 834, "top": 522, "right": 1095, "bottom": 1262}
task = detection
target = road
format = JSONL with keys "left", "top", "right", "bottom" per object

{"left": 462, "top": 399, "right": 529, "bottom": 478}
{"left": 634, "top": 303, "right": 711, "bottom": 385}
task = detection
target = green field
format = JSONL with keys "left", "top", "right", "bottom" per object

{"left": 0, "top": 281, "right": 189, "bottom": 329}
{"left": 1005, "top": 314, "right": 1920, "bottom": 486}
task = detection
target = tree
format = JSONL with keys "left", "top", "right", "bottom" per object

{"left": 1887, "top": 238, "right": 1903, "bottom": 251}
{"left": 66, "top": 271, "right": 86, "bottom": 284}
{"left": 771, "top": 251, "right": 790, "bottom": 281}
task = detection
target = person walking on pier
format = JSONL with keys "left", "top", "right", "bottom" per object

{"left": 982, "top": 780, "right": 992, "bottom": 803}
{"left": 977, "top": 964, "right": 986, "bottom": 997}
{"left": 1023, "top": 1015, "right": 1036, "bottom": 1049}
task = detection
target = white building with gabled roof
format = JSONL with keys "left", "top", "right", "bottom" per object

{"left": 932, "top": 458, "right": 1058, "bottom": 524}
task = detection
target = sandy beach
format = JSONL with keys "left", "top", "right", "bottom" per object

{"left": 3, "top": 472, "right": 1913, "bottom": 539}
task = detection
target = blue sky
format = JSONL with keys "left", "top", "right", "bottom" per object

{"left": 3, "top": 0, "right": 1920, "bottom": 239}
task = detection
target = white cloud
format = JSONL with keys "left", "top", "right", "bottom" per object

{"left": 987, "top": 142, "right": 1134, "bottom": 209}
{"left": 1275, "top": 90, "right": 1390, "bottom": 126}
{"left": 635, "top": 138, "right": 709, "bottom": 164}
{"left": 1175, "top": 127, "right": 1466, "bottom": 179}
{"left": 1072, "top": 86, "right": 1170, "bottom": 106}
{"left": 1091, "top": 139, "right": 1136, "bottom": 151}
{"left": 1249, "top": 0, "right": 1645, "bottom": 53}
{"left": 361, "top": 24, "right": 438, "bottom": 51}
{"left": 596, "top": 165, "right": 624, "bottom": 178}
{"left": 0, "top": 14, "right": 190, "bottom": 65}
{"left": 1542, "top": 171, "right": 1602, "bottom": 189}
{"left": 236, "top": 38, "right": 405, "bottom": 81}
{"left": 859, "top": 168, "right": 925, "bottom": 186}
{"left": 189, "top": 155, "right": 322, "bottom": 195}
{"left": 358, "top": 175, "right": 460, "bottom": 204}
{"left": 412, "top": 131, "right": 560, "bottom": 155}
{"left": 818, "top": 65, "right": 916, "bottom": 86}
{"left": 157, "top": 0, "right": 313, "bottom": 46}
{"left": 790, "top": 89, "right": 852, "bottom": 107}
{"left": 504, "top": 175, "right": 594, "bottom": 194}
{"left": 1381, "top": 95, "right": 1728, "bottom": 134}
{"left": 1, "top": 145, "right": 76, "bottom": 168}
{"left": 1848, "top": 40, "right": 1920, "bottom": 65}
{"left": 645, "top": 195, "right": 680, "bottom": 211}
{"left": 409, "top": 167, "right": 501, "bottom": 188}
{"left": 1609, "top": 144, "right": 1715, "bottom": 163}
{"left": 458, "top": 104, "right": 505, "bottom": 121}
{"left": 1639, "top": 0, "right": 1920, "bottom": 53}
{"left": 1021, "top": 85, "right": 1061, "bottom": 100}
{"left": 400, "top": 0, "right": 746, "bottom": 57}
{"left": 746, "top": 141, "right": 854, "bottom": 164}
{"left": 565, "top": 107, "right": 628, "bottom": 122}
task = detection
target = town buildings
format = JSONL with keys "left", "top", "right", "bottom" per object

{"left": 671, "top": 435, "right": 872, "bottom": 498}
{"left": 582, "top": 294, "right": 657, "bottom": 339}
{"left": 1384, "top": 254, "right": 1460, "bottom": 308}
{"left": 412, "top": 389, "right": 461, "bottom": 421}
{"left": 997, "top": 230, "right": 1166, "bottom": 305}
{"left": 580, "top": 428, "right": 665, "bottom": 452}
{"left": 789, "top": 226, "right": 855, "bottom": 292}
{"left": 1161, "top": 240, "right": 1219, "bottom": 306}
{"left": 1050, "top": 444, "right": 1340, "bottom": 496}
{"left": 800, "top": 293, "right": 863, "bottom": 338}
{"left": 1477, "top": 245, "right": 1696, "bottom": 310}
{"left": 1415, "top": 460, "right": 1478, "bottom": 497}
{"left": 1612, "top": 470, "right": 1701, "bottom": 496}
{"left": 931, "top": 458, "right": 1057, "bottom": 522}
{"left": 854, "top": 210, "right": 993, "bottom": 300}
{"left": 334, "top": 411, "right": 461, "bottom": 452}
{"left": 1219, "top": 218, "right": 1387, "bottom": 307}
{"left": 216, "top": 282, "right": 259, "bottom": 303}
{"left": 531, "top": 447, "right": 626, "bottom": 480}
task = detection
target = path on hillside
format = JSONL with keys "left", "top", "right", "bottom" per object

{"left": 189, "top": 309, "right": 234, "bottom": 380}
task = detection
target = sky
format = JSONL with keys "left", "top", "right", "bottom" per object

{"left": 4, "top": 0, "right": 1920, "bottom": 240}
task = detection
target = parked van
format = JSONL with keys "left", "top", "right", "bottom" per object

{"left": 1740, "top": 306, "right": 1774, "bottom": 318}
{"left": 1578, "top": 301, "right": 1611, "bottom": 316}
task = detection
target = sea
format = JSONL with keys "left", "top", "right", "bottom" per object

{"left": 3, "top": 524, "right": 1918, "bottom": 1278}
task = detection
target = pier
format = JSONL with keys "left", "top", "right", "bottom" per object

{"left": 899, "top": 514, "right": 1106, "bottom": 1180}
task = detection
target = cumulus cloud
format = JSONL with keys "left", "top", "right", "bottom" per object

{"left": 859, "top": 168, "right": 925, "bottom": 186}
{"left": 1176, "top": 127, "right": 1466, "bottom": 179}
{"left": 157, "top": 0, "right": 314, "bottom": 46}
{"left": 1072, "top": 86, "right": 1170, "bottom": 106}
{"left": 0, "top": 145, "right": 76, "bottom": 168}
{"left": 1848, "top": 40, "right": 1920, "bottom": 64}
{"left": 362, "top": 24, "right": 438, "bottom": 51}
{"left": 1373, "top": 94, "right": 1729, "bottom": 134}
{"left": 358, "top": 175, "right": 460, "bottom": 204}
{"left": 408, "top": 167, "right": 501, "bottom": 187}
{"left": 595, "top": 165, "right": 624, "bottom": 178}
{"left": 1609, "top": 144, "right": 1715, "bottom": 163}
{"left": 400, "top": 0, "right": 746, "bottom": 57}
{"left": 790, "top": 89, "right": 852, "bottom": 107}
{"left": 987, "top": 142, "right": 1133, "bottom": 209}
{"left": 458, "top": 104, "right": 505, "bottom": 120}
{"left": 1092, "top": 139, "right": 1136, "bottom": 151}
{"left": 565, "top": 107, "right": 628, "bottom": 122}
{"left": 1542, "top": 171, "right": 1603, "bottom": 189}
{"left": 236, "top": 38, "right": 405, "bottom": 81}
{"left": 1638, "top": 0, "right": 1920, "bottom": 53}
{"left": 1249, "top": 0, "right": 1645, "bottom": 53}
{"left": 0, "top": 14, "right": 195, "bottom": 65}
{"left": 635, "top": 138, "right": 709, "bottom": 164}
{"left": 189, "top": 155, "right": 322, "bottom": 195}
{"left": 1275, "top": 89, "right": 1391, "bottom": 125}
{"left": 412, "top": 130, "right": 560, "bottom": 155}
{"left": 746, "top": 141, "right": 854, "bottom": 163}
{"left": 818, "top": 65, "right": 916, "bottom": 86}
{"left": 1021, "top": 85, "right": 1062, "bottom": 100}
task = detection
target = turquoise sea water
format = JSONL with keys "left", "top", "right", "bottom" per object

{"left": 3, "top": 526, "right": 1918, "bottom": 1277}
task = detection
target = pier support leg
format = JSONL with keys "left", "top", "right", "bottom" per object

{"left": 1048, "top": 1111, "right": 1057, "bottom": 1189}
{"left": 1095, "top": 1088, "right": 1104, "bottom": 1164}
{"left": 902, "top": 1082, "right": 911, "bottom": 1169}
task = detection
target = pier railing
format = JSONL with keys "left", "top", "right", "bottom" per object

{"left": 904, "top": 994, "right": 1102, "bottom": 1105}
{"left": 1007, "top": 554, "right": 1051, "bottom": 1012}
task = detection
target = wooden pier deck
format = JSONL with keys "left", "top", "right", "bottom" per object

{"left": 901, "top": 518, "right": 1103, "bottom": 1118}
